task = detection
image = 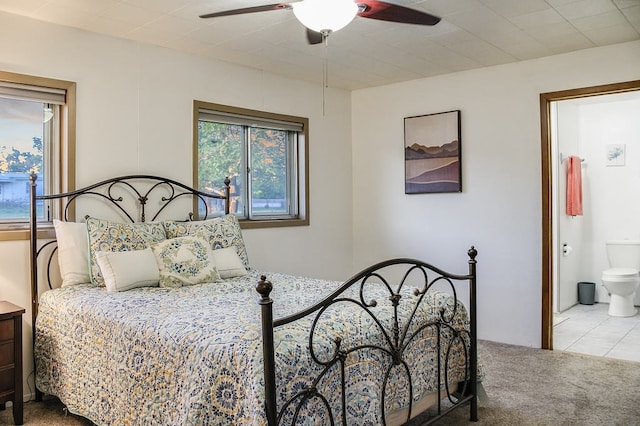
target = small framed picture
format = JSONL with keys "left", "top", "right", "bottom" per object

{"left": 606, "top": 144, "right": 625, "bottom": 166}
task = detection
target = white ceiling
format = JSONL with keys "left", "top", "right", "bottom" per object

{"left": 1, "top": 0, "right": 639, "bottom": 90}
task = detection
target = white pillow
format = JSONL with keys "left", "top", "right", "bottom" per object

{"left": 53, "top": 219, "right": 91, "bottom": 286}
{"left": 95, "top": 248, "right": 160, "bottom": 293}
{"left": 211, "top": 246, "right": 248, "bottom": 279}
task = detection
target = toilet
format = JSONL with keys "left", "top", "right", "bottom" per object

{"left": 601, "top": 241, "right": 640, "bottom": 317}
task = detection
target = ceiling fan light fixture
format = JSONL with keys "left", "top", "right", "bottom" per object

{"left": 292, "top": 0, "right": 358, "bottom": 33}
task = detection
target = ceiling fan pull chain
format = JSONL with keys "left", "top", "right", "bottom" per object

{"left": 323, "top": 32, "right": 329, "bottom": 89}
{"left": 322, "top": 32, "right": 329, "bottom": 115}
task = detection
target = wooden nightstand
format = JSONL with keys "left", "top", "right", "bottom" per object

{"left": 0, "top": 301, "right": 25, "bottom": 425}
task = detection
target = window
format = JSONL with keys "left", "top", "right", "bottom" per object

{"left": 194, "top": 101, "right": 308, "bottom": 228}
{"left": 0, "top": 71, "right": 76, "bottom": 240}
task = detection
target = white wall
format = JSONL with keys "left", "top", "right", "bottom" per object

{"left": 0, "top": 11, "right": 354, "bottom": 400}
{"left": 352, "top": 40, "right": 640, "bottom": 347}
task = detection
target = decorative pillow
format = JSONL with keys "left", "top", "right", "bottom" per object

{"left": 95, "top": 248, "right": 160, "bottom": 293}
{"left": 211, "top": 246, "right": 248, "bottom": 279}
{"left": 53, "top": 219, "right": 91, "bottom": 286}
{"left": 86, "top": 217, "right": 166, "bottom": 286}
{"left": 151, "top": 236, "right": 221, "bottom": 288}
{"left": 163, "top": 215, "right": 250, "bottom": 269}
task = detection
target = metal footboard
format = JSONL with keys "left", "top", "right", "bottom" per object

{"left": 257, "top": 247, "right": 478, "bottom": 425}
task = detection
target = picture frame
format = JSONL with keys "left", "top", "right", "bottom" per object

{"left": 404, "top": 110, "right": 461, "bottom": 194}
{"left": 606, "top": 144, "right": 625, "bottom": 166}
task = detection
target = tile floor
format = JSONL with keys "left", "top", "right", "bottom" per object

{"left": 553, "top": 302, "right": 640, "bottom": 362}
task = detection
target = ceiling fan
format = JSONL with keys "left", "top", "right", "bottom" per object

{"left": 199, "top": 0, "right": 441, "bottom": 45}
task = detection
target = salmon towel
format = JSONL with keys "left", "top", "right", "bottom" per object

{"left": 566, "top": 155, "right": 583, "bottom": 216}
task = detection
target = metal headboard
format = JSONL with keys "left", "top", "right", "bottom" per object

{"left": 28, "top": 173, "right": 231, "bottom": 342}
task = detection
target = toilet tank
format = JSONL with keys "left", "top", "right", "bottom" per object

{"left": 606, "top": 241, "right": 640, "bottom": 269}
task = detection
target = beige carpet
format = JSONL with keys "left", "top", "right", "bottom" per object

{"left": 2, "top": 340, "right": 639, "bottom": 425}
{"left": 424, "top": 340, "right": 640, "bottom": 425}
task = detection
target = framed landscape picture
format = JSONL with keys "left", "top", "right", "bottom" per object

{"left": 404, "top": 110, "right": 461, "bottom": 194}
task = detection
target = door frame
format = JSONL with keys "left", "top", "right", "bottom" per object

{"left": 540, "top": 79, "right": 640, "bottom": 349}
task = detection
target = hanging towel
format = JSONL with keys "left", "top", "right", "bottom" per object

{"left": 566, "top": 155, "right": 583, "bottom": 216}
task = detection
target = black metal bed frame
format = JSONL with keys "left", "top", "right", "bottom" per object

{"left": 257, "top": 251, "right": 478, "bottom": 425}
{"left": 28, "top": 174, "right": 478, "bottom": 425}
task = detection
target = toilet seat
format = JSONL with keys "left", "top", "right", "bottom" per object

{"left": 602, "top": 268, "right": 639, "bottom": 281}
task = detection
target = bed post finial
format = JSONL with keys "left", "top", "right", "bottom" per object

{"left": 256, "top": 275, "right": 273, "bottom": 299}
{"left": 467, "top": 246, "right": 477, "bottom": 261}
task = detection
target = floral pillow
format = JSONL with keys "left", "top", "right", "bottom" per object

{"left": 151, "top": 236, "right": 221, "bottom": 288}
{"left": 163, "top": 214, "right": 250, "bottom": 269}
{"left": 86, "top": 217, "right": 167, "bottom": 286}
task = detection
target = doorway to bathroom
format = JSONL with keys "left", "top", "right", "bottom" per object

{"left": 540, "top": 80, "right": 640, "bottom": 352}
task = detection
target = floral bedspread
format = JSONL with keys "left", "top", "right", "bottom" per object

{"left": 36, "top": 270, "right": 472, "bottom": 425}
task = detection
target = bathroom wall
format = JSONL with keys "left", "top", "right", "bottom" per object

{"left": 554, "top": 102, "right": 588, "bottom": 312}
{"left": 556, "top": 91, "right": 640, "bottom": 308}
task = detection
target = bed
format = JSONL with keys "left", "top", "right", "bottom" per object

{"left": 28, "top": 174, "right": 479, "bottom": 425}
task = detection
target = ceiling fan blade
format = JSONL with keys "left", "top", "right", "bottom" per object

{"left": 356, "top": 0, "right": 441, "bottom": 26}
{"left": 306, "top": 28, "right": 323, "bottom": 45}
{"left": 199, "top": 3, "right": 295, "bottom": 19}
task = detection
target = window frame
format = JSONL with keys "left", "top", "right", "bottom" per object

{"left": 193, "top": 100, "right": 309, "bottom": 229}
{"left": 0, "top": 71, "right": 76, "bottom": 241}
